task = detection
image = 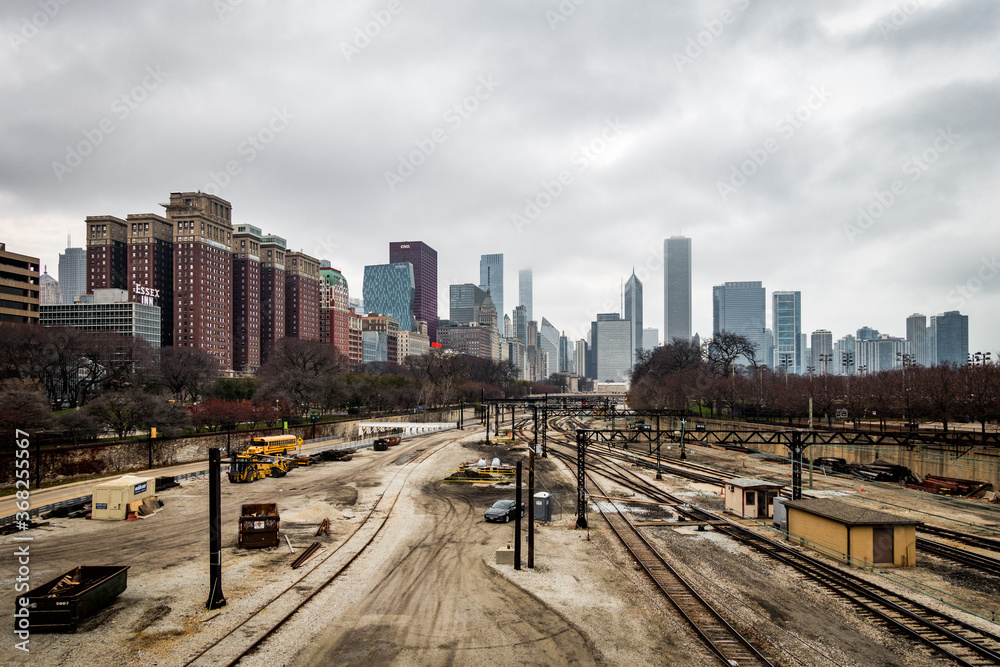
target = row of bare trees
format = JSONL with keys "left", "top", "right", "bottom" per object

{"left": 630, "top": 335, "right": 1000, "bottom": 432}
{"left": 0, "top": 323, "right": 527, "bottom": 444}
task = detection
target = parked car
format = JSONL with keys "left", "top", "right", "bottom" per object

{"left": 484, "top": 499, "right": 524, "bottom": 523}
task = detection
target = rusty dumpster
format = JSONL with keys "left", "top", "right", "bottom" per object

{"left": 239, "top": 503, "right": 280, "bottom": 548}
{"left": 17, "top": 565, "right": 129, "bottom": 633}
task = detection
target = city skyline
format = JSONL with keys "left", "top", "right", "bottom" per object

{"left": 3, "top": 2, "right": 998, "bottom": 353}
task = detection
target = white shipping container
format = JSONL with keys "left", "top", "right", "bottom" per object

{"left": 91, "top": 475, "right": 155, "bottom": 521}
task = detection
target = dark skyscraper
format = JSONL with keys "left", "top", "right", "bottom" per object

{"left": 389, "top": 241, "right": 438, "bottom": 343}
{"left": 664, "top": 236, "right": 691, "bottom": 343}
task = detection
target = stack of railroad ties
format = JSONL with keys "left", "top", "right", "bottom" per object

{"left": 812, "top": 457, "right": 992, "bottom": 498}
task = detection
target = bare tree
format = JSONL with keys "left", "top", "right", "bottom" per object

{"left": 156, "top": 346, "right": 219, "bottom": 403}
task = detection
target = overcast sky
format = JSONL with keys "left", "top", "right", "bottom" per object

{"left": 3, "top": 0, "right": 998, "bottom": 354}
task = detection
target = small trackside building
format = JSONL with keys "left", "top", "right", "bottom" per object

{"left": 783, "top": 498, "right": 920, "bottom": 568}
{"left": 723, "top": 478, "right": 784, "bottom": 519}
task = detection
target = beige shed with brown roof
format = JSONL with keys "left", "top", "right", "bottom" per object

{"left": 783, "top": 498, "right": 920, "bottom": 568}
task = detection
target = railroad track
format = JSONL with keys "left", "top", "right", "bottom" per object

{"left": 181, "top": 434, "right": 453, "bottom": 667}
{"left": 585, "top": 474, "right": 774, "bottom": 666}
{"left": 917, "top": 537, "right": 1000, "bottom": 577}
{"left": 547, "top": 436, "right": 1000, "bottom": 666}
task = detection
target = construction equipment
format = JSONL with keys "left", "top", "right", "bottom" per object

{"left": 228, "top": 435, "right": 301, "bottom": 483}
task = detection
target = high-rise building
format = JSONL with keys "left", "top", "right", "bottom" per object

{"left": 512, "top": 305, "right": 528, "bottom": 345}
{"left": 642, "top": 328, "right": 659, "bottom": 351}
{"left": 834, "top": 334, "right": 857, "bottom": 375}
{"left": 906, "top": 313, "right": 929, "bottom": 367}
{"left": 772, "top": 291, "right": 801, "bottom": 374}
{"left": 58, "top": 244, "right": 86, "bottom": 305}
{"left": 0, "top": 243, "right": 39, "bottom": 324}
{"left": 285, "top": 251, "right": 321, "bottom": 340}
{"left": 41, "top": 288, "right": 160, "bottom": 347}
{"left": 389, "top": 241, "right": 437, "bottom": 343}
{"left": 164, "top": 192, "right": 234, "bottom": 369}
{"left": 320, "top": 263, "right": 350, "bottom": 361}
{"left": 712, "top": 281, "right": 765, "bottom": 366}
{"left": 85, "top": 215, "right": 128, "bottom": 294}
{"left": 575, "top": 339, "right": 587, "bottom": 376}
{"left": 39, "top": 269, "right": 59, "bottom": 305}
{"left": 361, "top": 314, "right": 398, "bottom": 364}
{"left": 127, "top": 212, "right": 174, "bottom": 348}
{"left": 664, "top": 236, "right": 691, "bottom": 343}
{"left": 539, "top": 317, "right": 560, "bottom": 379}
{"left": 437, "top": 322, "right": 497, "bottom": 360}
{"left": 593, "top": 313, "right": 631, "bottom": 383}
{"left": 810, "top": 329, "right": 834, "bottom": 374}
{"left": 857, "top": 326, "right": 879, "bottom": 341}
{"left": 479, "top": 253, "right": 503, "bottom": 331}
{"left": 503, "top": 314, "right": 512, "bottom": 339}
{"left": 259, "top": 234, "right": 286, "bottom": 365}
{"left": 559, "top": 333, "right": 570, "bottom": 373}
{"left": 518, "top": 268, "right": 532, "bottom": 322}
{"left": 930, "top": 311, "right": 968, "bottom": 366}
{"left": 449, "top": 283, "right": 489, "bottom": 325}
{"left": 232, "top": 224, "right": 262, "bottom": 371}
{"left": 363, "top": 262, "right": 416, "bottom": 331}
{"left": 624, "top": 271, "right": 643, "bottom": 367}
{"left": 857, "top": 335, "right": 911, "bottom": 373}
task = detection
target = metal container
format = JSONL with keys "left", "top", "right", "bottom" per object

{"left": 18, "top": 566, "right": 129, "bottom": 633}
{"left": 92, "top": 476, "right": 155, "bottom": 521}
{"left": 533, "top": 492, "right": 552, "bottom": 522}
{"left": 238, "top": 503, "right": 280, "bottom": 548}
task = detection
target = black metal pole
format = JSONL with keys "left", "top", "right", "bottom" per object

{"left": 494, "top": 403, "right": 499, "bottom": 437}
{"left": 459, "top": 398, "right": 464, "bottom": 430}
{"left": 533, "top": 405, "right": 538, "bottom": 451}
{"left": 791, "top": 431, "right": 803, "bottom": 500}
{"left": 206, "top": 448, "right": 227, "bottom": 609}
{"left": 575, "top": 430, "right": 588, "bottom": 529}
{"left": 514, "top": 460, "right": 522, "bottom": 571}
{"left": 485, "top": 403, "right": 490, "bottom": 444}
{"left": 528, "top": 449, "right": 535, "bottom": 569}
{"left": 542, "top": 402, "right": 548, "bottom": 458}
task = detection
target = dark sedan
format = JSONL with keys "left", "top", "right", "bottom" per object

{"left": 484, "top": 500, "right": 524, "bottom": 523}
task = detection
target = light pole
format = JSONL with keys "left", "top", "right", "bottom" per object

{"left": 897, "top": 351, "right": 915, "bottom": 429}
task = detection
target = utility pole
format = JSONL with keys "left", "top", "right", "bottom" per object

{"left": 206, "top": 449, "right": 227, "bottom": 610}
{"left": 528, "top": 448, "right": 535, "bottom": 569}
{"left": 514, "top": 460, "right": 522, "bottom": 571}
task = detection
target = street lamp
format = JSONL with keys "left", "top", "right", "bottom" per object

{"left": 897, "top": 351, "right": 914, "bottom": 428}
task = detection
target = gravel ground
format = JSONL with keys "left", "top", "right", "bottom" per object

{"left": 2, "top": 424, "right": 999, "bottom": 666}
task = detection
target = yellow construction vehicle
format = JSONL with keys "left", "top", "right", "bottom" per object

{"left": 228, "top": 435, "right": 301, "bottom": 483}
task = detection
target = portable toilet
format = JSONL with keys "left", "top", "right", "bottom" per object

{"left": 533, "top": 492, "right": 552, "bottom": 522}
{"left": 92, "top": 475, "right": 155, "bottom": 520}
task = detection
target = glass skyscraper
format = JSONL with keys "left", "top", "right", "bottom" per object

{"left": 664, "top": 236, "right": 691, "bottom": 343}
{"left": 713, "top": 281, "right": 765, "bottom": 366}
{"left": 930, "top": 311, "right": 968, "bottom": 366}
{"left": 389, "top": 241, "right": 437, "bottom": 343}
{"left": 518, "top": 268, "right": 532, "bottom": 323}
{"left": 58, "top": 246, "right": 86, "bottom": 304}
{"left": 479, "top": 253, "right": 503, "bottom": 330}
{"left": 362, "top": 262, "right": 416, "bottom": 331}
{"left": 772, "top": 291, "right": 801, "bottom": 374}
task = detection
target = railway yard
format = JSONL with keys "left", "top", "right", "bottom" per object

{"left": 3, "top": 413, "right": 1000, "bottom": 666}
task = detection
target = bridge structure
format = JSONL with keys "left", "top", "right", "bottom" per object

{"left": 358, "top": 422, "right": 454, "bottom": 438}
